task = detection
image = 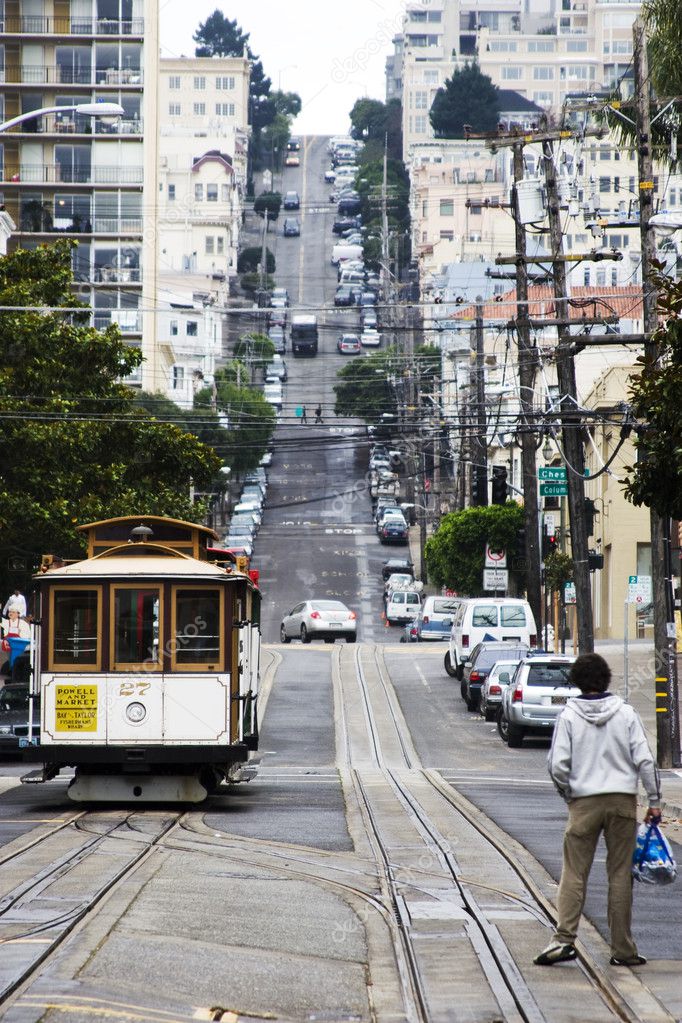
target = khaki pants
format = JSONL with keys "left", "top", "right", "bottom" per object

{"left": 554, "top": 793, "right": 638, "bottom": 960}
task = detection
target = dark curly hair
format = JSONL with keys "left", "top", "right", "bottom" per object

{"left": 569, "top": 652, "right": 611, "bottom": 693}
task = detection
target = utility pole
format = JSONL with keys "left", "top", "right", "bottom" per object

{"left": 633, "top": 19, "right": 680, "bottom": 767}
{"left": 381, "top": 134, "right": 390, "bottom": 303}
{"left": 542, "top": 126, "right": 594, "bottom": 652}
{"left": 511, "top": 143, "right": 543, "bottom": 637}
{"left": 472, "top": 299, "right": 488, "bottom": 505}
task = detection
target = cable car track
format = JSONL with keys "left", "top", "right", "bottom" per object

{"left": 336, "top": 643, "right": 669, "bottom": 1023}
{"left": 0, "top": 810, "right": 185, "bottom": 1006}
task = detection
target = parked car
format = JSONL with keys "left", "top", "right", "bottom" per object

{"left": 361, "top": 328, "right": 382, "bottom": 348}
{"left": 269, "top": 308, "right": 287, "bottom": 328}
{"left": 333, "top": 216, "right": 361, "bottom": 235}
{"left": 334, "top": 285, "right": 356, "bottom": 307}
{"left": 400, "top": 620, "right": 420, "bottom": 643}
{"left": 337, "top": 333, "right": 361, "bottom": 354}
{"left": 263, "top": 383, "right": 283, "bottom": 410}
{"left": 361, "top": 309, "right": 378, "bottom": 330}
{"left": 445, "top": 597, "right": 537, "bottom": 679}
{"left": 0, "top": 684, "right": 40, "bottom": 755}
{"left": 271, "top": 287, "right": 289, "bottom": 305}
{"left": 414, "top": 596, "right": 460, "bottom": 642}
{"left": 382, "top": 557, "right": 414, "bottom": 581}
{"left": 268, "top": 327, "right": 286, "bottom": 354}
{"left": 285, "top": 152, "right": 300, "bottom": 167}
{"left": 385, "top": 589, "right": 421, "bottom": 625}
{"left": 280, "top": 600, "right": 357, "bottom": 644}
{"left": 376, "top": 507, "right": 407, "bottom": 534}
{"left": 283, "top": 191, "right": 300, "bottom": 210}
{"left": 266, "top": 358, "right": 287, "bottom": 382}
{"left": 324, "top": 167, "right": 336, "bottom": 182}
{"left": 233, "top": 501, "right": 263, "bottom": 524}
{"left": 225, "top": 537, "right": 253, "bottom": 557}
{"left": 479, "top": 657, "right": 528, "bottom": 722}
{"left": 379, "top": 519, "right": 408, "bottom": 545}
{"left": 461, "top": 641, "right": 530, "bottom": 712}
{"left": 498, "top": 656, "right": 578, "bottom": 747}
{"left": 283, "top": 217, "right": 300, "bottom": 237}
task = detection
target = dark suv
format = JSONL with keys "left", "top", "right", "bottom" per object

{"left": 461, "top": 641, "right": 530, "bottom": 712}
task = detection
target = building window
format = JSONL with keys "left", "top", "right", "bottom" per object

{"left": 169, "top": 76, "right": 181, "bottom": 89}
{"left": 168, "top": 183, "right": 175, "bottom": 201}
{"left": 205, "top": 236, "right": 214, "bottom": 254}
{"left": 414, "top": 90, "right": 428, "bottom": 109}
{"left": 195, "top": 184, "right": 203, "bottom": 201}
{"left": 532, "top": 92, "right": 553, "bottom": 105}
{"left": 414, "top": 115, "right": 427, "bottom": 133}
{"left": 215, "top": 102, "right": 235, "bottom": 116}
{"left": 186, "top": 321, "right": 198, "bottom": 337}
{"left": 423, "top": 69, "right": 439, "bottom": 84}
{"left": 170, "top": 319, "right": 178, "bottom": 336}
{"left": 599, "top": 147, "right": 611, "bottom": 160}
{"left": 611, "top": 269, "right": 618, "bottom": 286}
{"left": 194, "top": 76, "right": 206, "bottom": 90}
{"left": 489, "top": 40, "right": 517, "bottom": 52}
{"left": 596, "top": 270, "right": 606, "bottom": 286}
{"left": 217, "top": 237, "right": 224, "bottom": 254}
{"left": 221, "top": 184, "right": 230, "bottom": 201}
{"left": 470, "top": 204, "right": 482, "bottom": 215}
{"left": 439, "top": 199, "right": 454, "bottom": 216}
{"left": 169, "top": 103, "right": 181, "bottom": 116}
{"left": 566, "top": 39, "right": 588, "bottom": 52}
{"left": 173, "top": 366, "right": 184, "bottom": 389}
{"left": 599, "top": 176, "right": 611, "bottom": 193}
{"left": 502, "top": 67, "right": 523, "bottom": 80}
{"left": 533, "top": 66, "right": 554, "bottom": 80}
{"left": 193, "top": 103, "right": 206, "bottom": 116}
{"left": 584, "top": 269, "right": 590, "bottom": 285}
{"left": 439, "top": 230, "right": 454, "bottom": 241}
{"left": 216, "top": 76, "right": 235, "bottom": 90}
{"left": 528, "top": 39, "right": 555, "bottom": 52}
{"left": 206, "top": 184, "right": 218, "bottom": 202}
{"left": 613, "top": 176, "right": 620, "bottom": 193}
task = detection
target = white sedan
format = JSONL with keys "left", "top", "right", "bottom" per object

{"left": 280, "top": 600, "right": 357, "bottom": 644}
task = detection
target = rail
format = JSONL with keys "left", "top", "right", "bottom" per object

{"left": 0, "top": 16, "right": 144, "bottom": 35}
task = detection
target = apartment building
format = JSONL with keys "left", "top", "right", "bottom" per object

{"left": 397, "top": 0, "right": 641, "bottom": 158}
{"left": 0, "top": 0, "right": 159, "bottom": 390}
{"left": 156, "top": 56, "right": 250, "bottom": 404}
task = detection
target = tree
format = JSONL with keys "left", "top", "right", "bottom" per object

{"left": 193, "top": 11, "right": 250, "bottom": 56}
{"left": 233, "top": 333, "right": 275, "bottom": 370}
{"left": 253, "top": 191, "right": 282, "bottom": 221}
{"left": 261, "top": 113, "right": 292, "bottom": 169}
{"left": 0, "top": 241, "right": 222, "bottom": 582}
{"left": 271, "top": 90, "right": 302, "bottom": 119}
{"left": 622, "top": 265, "right": 682, "bottom": 518}
{"left": 196, "top": 369, "right": 275, "bottom": 473}
{"left": 644, "top": 0, "right": 682, "bottom": 97}
{"left": 350, "top": 97, "right": 402, "bottom": 161}
{"left": 424, "top": 504, "right": 525, "bottom": 595}
{"left": 237, "top": 246, "right": 275, "bottom": 274}
{"left": 334, "top": 348, "right": 400, "bottom": 422}
{"left": 429, "top": 63, "right": 500, "bottom": 138}
{"left": 350, "top": 98, "right": 388, "bottom": 141}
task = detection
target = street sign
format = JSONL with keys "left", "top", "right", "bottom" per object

{"left": 484, "top": 544, "right": 507, "bottom": 568}
{"left": 564, "top": 582, "right": 576, "bottom": 605}
{"left": 544, "top": 513, "right": 556, "bottom": 535}
{"left": 538, "top": 466, "right": 567, "bottom": 481}
{"left": 627, "top": 575, "right": 652, "bottom": 605}
{"left": 540, "top": 483, "right": 568, "bottom": 497}
{"left": 483, "top": 568, "right": 508, "bottom": 591}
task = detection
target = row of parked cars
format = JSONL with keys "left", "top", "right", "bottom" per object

{"left": 223, "top": 465, "right": 269, "bottom": 558}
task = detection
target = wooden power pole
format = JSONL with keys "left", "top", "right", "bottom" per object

{"left": 633, "top": 19, "right": 680, "bottom": 767}
{"left": 511, "top": 142, "right": 543, "bottom": 636}
{"left": 542, "top": 129, "right": 594, "bottom": 652}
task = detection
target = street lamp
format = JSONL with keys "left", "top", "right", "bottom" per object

{"left": 0, "top": 102, "right": 124, "bottom": 134}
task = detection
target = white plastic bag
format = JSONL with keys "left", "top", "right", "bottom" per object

{"left": 632, "top": 823, "right": 677, "bottom": 886}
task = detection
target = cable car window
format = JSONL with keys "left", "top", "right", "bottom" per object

{"left": 113, "top": 587, "right": 160, "bottom": 668}
{"left": 52, "top": 589, "right": 100, "bottom": 668}
{"left": 174, "top": 589, "right": 221, "bottom": 665}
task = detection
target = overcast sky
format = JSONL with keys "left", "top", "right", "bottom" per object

{"left": 160, "top": 0, "right": 406, "bottom": 135}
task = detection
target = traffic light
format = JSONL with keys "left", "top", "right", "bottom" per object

{"left": 491, "top": 466, "right": 508, "bottom": 504}
{"left": 584, "top": 497, "right": 596, "bottom": 537}
{"left": 516, "top": 525, "right": 526, "bottom": 552}
{"left": 471, "top": 472, "right": 479, "bottom": 505}
{"left": 542, "top": 533, "right": 558, "bottom": 560}
{"left": 588, "top": 550, "right": 604, "bottom": 571}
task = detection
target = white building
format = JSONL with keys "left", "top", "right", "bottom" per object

{"left": 156, "top": 56, "right": 251, "bottom": 403}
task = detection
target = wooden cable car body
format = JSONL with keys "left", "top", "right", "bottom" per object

{"left": 21, "top": 516, "right": 261, "bottom": 803}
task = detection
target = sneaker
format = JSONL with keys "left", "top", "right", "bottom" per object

{"left": 534, "top": 942, "right": 578, "bottom": 966}
{"left": 609, "top": 955, "right": 647, "bottom": 966}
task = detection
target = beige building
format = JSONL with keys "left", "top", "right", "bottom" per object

{"left": 156, "top": 56, "right": 250, "bottom": 402}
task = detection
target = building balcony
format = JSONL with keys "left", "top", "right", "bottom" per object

{"left": 0, "top": 16, "right": 144, "bottom": 37}
{"left": 94, "top": 310, "right": 142, "bottom": 332}
{"left": 93, "top": 266, "right": 141, "bottom": 284}
{"left": 9, "top": 115, "right": 143, "bottom": 137}
{"left": 4, "top": 164, "right": 144, "bottom": 185}
{"left": 1, "top": 65, "right": 143, "bottom": 87}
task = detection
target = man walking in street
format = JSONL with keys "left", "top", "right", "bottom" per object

{"left": 314, "top": 404, "right": 323, "bottom": 425}
{"left": 534, "top": 652, "right": 661, "bottom": 968}
{"left": 300, "top": 405, "right": 307, "bottom": 424}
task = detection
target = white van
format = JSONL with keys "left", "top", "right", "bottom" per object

{"left": 386, "top": 589, "right": 421, "bottom": 625}
{"left": 444, "top": 598, "right": 537, "bottom": 678}
{"left": 332, "top": 243, "right": 363, "bottom": 266}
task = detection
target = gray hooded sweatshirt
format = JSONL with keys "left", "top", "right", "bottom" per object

{"left": 548, "top": 694, "right": 661, "bottom": 806}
